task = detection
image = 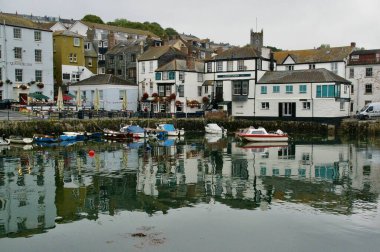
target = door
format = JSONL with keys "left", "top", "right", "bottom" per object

{"left": 279, "top": 102, "right": 296, "bottom": 118}
{"left": 19, "top": 93, "right": 28, "bottom": 105}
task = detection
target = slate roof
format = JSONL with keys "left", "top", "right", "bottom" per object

{"left": 81, "top": 21, "right": 158, "bottom": 38}
{"left": 70, "top": 74, "right": 136, "bottom": 86}
{"left": 156, "top": 59, "right": 204, "bottom": 72}
{"left": 274, "top": 46, "right": 354, "bottom": 64}
{"left": 210, "top": 45, "right": 260, "bottom": 60}
{"left": 138, "top": 46, "right": 186, "bottom": 61}
{"left": 53, "top": 30, "right": 83, "bottom": 38}
{"left": 0, "top": 13, "right": 51, "bottom": 31}
{"left": 106, "top": 40, "right": 143, "bottom": 55}
{"left": 257, "top": 69, "right": 351, "bottom": 84}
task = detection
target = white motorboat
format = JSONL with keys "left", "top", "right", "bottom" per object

{"left": 237, "top": 126, "right": 288, "bottom": 142}
{"left": 5, "top": 135, "right": 34, "bottom": 144}
{"left": 205, "top": 123, "right": 227, "bottom": 134}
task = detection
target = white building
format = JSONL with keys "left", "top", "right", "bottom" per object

{"left": 70, "top": 74, "right": 138, "bottom": 111}
{"left": 274, "top": 43, "right": 355, "bottom": 78}
{"left": 256, "top": 69, "right": 351, "bottom": 121}
{"left": 204, "top": 45, "right": 273, "bottom": 117}
{"left": 346, "top": 49, "right": 380, "bottom": 114}
{"left": 0, "top": 13, "right": 54, "bottom": 103}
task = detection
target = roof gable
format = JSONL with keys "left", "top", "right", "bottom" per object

{"left": 138, "top": 46, "right": 186, "bottom": 61}
{"left": 282, "top": 55, "right": 296, "bottom": 64}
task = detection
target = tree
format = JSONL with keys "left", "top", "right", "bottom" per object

{"left": 82, "top": 14, "right": 104, "bottom": 24}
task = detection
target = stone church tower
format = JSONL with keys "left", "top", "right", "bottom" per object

{"left": 250, "top": 29, "right": 263, "bottom": 51}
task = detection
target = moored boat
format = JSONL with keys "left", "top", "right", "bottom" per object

{"left": 103, "top": 128, "right": 131, "bottom": 141}
{"left": 33, "top": 134, "right": 59, "bottom": 143}
{"left": 237, "top": 126, "right": 288, "bottom": 142}
{"left": 205, "top": 123, "right": 227, "bottom": 135}
{"left": 156, "top": 123, "right": 184, "bottom": 137}
{"left": 5, "top": 135, "right": 33, "bottom": 144}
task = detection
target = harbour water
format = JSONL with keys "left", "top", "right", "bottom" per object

{"left": 0, "top": 135, "right": 379, "bottom": 252}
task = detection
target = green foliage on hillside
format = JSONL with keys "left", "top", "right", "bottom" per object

{"left": 107, "top": 18, "right": 178, "bottom": 38}
{"left": 81, "top": 14, "right": 104, "bottom": 24}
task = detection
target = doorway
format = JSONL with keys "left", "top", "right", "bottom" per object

{"left": 279, "top": 102, "right": 296, "bottom": 118}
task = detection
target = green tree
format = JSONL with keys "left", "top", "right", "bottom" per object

{"left": 82, "top": 14, "right": 104, "bottom": 24}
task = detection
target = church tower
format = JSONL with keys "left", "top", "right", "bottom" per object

{"left": 250, "top": 29, "right": 263, "bottom": 51}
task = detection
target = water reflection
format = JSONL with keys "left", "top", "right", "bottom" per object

{"left": 0, "top": 136, "right": 379, "bottom": 237}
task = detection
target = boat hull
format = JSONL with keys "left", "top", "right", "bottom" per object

{"left": 240, "top": 134, "right": 288, "bottom": 142}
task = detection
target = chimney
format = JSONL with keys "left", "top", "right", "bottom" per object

{"left": 108, "top": 31, "right": 116, "bottom": 49}
{"left": 351, "top": 42, "right": 356, "bottom": 48}
{"left": 186, "top": 56, "right": 195, "bottom": 70}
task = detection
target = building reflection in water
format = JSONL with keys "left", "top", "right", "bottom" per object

{"left": 0, "top": 136, "right": 380, "bottom": 237}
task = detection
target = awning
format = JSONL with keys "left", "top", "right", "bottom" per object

{"left": 28, "top": 92, "right": 50, "bottom": 101}
{"left": 54, "top": 95, "right": 73, "bottom": 101}
{"left": 67, "top": 93, "right": 76, "bottom": 98}
{"left": 202, "top": 80, "right": 214, "bottom": 86}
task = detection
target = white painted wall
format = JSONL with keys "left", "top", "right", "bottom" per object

{"left": 0, "top": 24, "right": 54, "bottom": 100}
{"left": 277, "top": 61, "right": 347, "bottom": 78}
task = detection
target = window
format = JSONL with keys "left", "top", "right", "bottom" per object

{"left": 198, "top": 86, "right": 202, "bottom": 96}
{"left": 178, "top": 85, "right": 184, "bottom": 97}
{"left": 71, "top": 73, "right": 80, "bottom": 82}
{"left": 257, "top": 59, "right": 261, "bottom": 70}
{"left": 109, "top": 56, "right": 114, "bottom": 64}
{"left": 168, "top": 71, "right": 175, "bottom": 80}
{"left": 316, "top": 84, "right": 336, "bottom": 98}
{"left": 84, "top": 42, "right": 91, "bottom": 50}
{"left": 207, "top": 62, "right": 212, "bottom": 72}
{"left": 216, "top": 61, "right": 223, "bottom": 72}
{"left": 13, "top": 28, "right": 21, "bottom": 39}
{"left": 103, "top": 40, "right": 108, "bottom": 48}
{"left": 233, "top": 80, "right": 249, "bottom": 95}
{"left": 73, "top": 37, "right": 80, "bottom": 47}
{"left": 286, "top": 85, "right": 293, "bottom": 94}
{"left": 179, "top": 71, "right": 185, "bottom": 81}
{"left": 34, "top": 31, "right": 41, "bottom": 41}
{"left": 227, "top": 61, "right": 233, "bottom": 71}
{"left": 309, "top": 64, "right": 315, "bottom": 69}
{"left": 302, "top": 102, "right": 310, "bottom": 110}
{"left": 62, "top": 73, "right": 70, "bottom": 80}
{"left": 299, "top": 85, "right": 307, "bottom": 93}
{"left": 119, "top": 55, "right": 123, "bottom": 61}
{"left": 35, "top": 70, "right": 42, "bottom": 82}
{"left": 131, "top": 54, "right": 136, "bottom": 62}
{"left": 117, "top": 69, "right": 122, "bottom": 75}
{"left": 273, "top": 85, "right": 280, "bottom": 93}
{"left": 197, "top": 73, "right": 203, "bottom": 82}
{"left": 69, "top": 53, "right": 77, "bottom": 63}
{"left": 331, "top": 62, "right": 338, "bottom": 74}
{"left": 141, "top": 62, "right": 145, "bottom": 74}
{"left": 349, "top": 68, "right": 354, "bottom": 78}
{"left": 237, "top": 60, "right": 245, "bottom": 71}
{"left": 158, "top": 85, "right": 171, "bottom": 96}
{"left": 15, "top": 69, "right": 23, "bottom": 82}
{"left": 366, "top": 68, "right": 373, "bottom": 77}
{"left": 35, "top": 49, "right": 42, "bottom": 62}
{"left": 128, "top": 68, "right": 136, "bottom": 78}
{"left": 288, "top": 65, "right": 294, "bottom": 71}
{"left": 261, "top": 86, "right": 267, "bottom": 94}
{"left": 365, "top": 84, "right": 372, "bottom": 94}
{"left": 88, "top": 58, "right": 92, "bottom": 67}
{"left": 340, "top": 101, "right": 345, "bottom": 110}
{"left": 261, "top": 102, "right": 269, "bottom": 109}
{"left": 204, "top": 86, "right": 209, "bottom": 94}
{"left": 0, "top": 45, "right": 2, "bottom": 59}
{"left": 155, "top": 72, "right": 162, "bottom": 80}
{"left": 149, "top": 61, "right": 153, "bottom": 72}
{"left": 163, "top": 72, "right": 168, "bottom": 80}
{"left": 14, "top": 47, "right": 22, "bottom": 60}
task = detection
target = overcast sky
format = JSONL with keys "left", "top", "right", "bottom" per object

{"left": 2, "top": 0, "right": 379, "bottom": 50}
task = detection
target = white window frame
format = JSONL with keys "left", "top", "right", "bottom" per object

{"left": 73, "top": 37, "right": 80, "bottom": 47}
{"left": 14, "top": 47, "right": 22, "bottom": 60}
{"left": 261, "top": 102, "right": 269, "bottom": 110}
{"left": 15, "top": 69, "right": 23, "bottom": 82}
{"left": 302, "top": 102, "right": 310, "bottom": 110}
{"left": 34, "top": 31, "right": 41, "bottom": 41}
{"left": 35, "top": 70, "right": 42, "bottom": 82}
{"left": 35, "top": 49, "right": 42, "bottom": 63}
{"left": 13, "top": 28, "right": 21, "bottom": 39}
{"left": 197, "top": 73, "right": 203, "bottom": 82}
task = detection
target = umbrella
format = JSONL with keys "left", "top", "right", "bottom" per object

{"left": 122, "top": 90, "right": 127, "bottom": 111}
{"left": 93, "top": 88, "right": 100, "bottom": 111}
{"left": 76, "top": 87, "right": 82, "bottom": 108}
{"left": 28, "top": 92, "right": 49, "bottom": 101}
{"left": 57, "top": 86, "right": 64, "bottom": 111}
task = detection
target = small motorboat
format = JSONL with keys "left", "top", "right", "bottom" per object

{"left": 33, "top": 134, "right": 59, "bottom": 143}
{"left": 120, "top": 125, "right": 146, "bottom": 138}
{"left": 0, "top": 137, "right": 10, "bottom": 146}
{"left": 61, "top": 132, "right": 86, "bottom": 141}
{"left": 205, "top": 123, "right": 227, "bottom": 135}
{"left": 156, "top": 123, "right": 184, "bottom": 137}
{"left": 103, "top": 128, "right": 131, "bottom": 141}
{"left": 5, "top": 135, "right": 33, "bottom": 144}
{"left": 237, "top": 126, "right": 288, "bottom": 142}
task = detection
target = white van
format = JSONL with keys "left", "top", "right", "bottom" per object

{"left": 358, "top": 102, "right": 380, "bottom": 120}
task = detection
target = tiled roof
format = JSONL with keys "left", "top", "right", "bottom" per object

{"left": 81, "top": 21, "right": 158, "bottom": 38}
{"left": 106, "top": 40, "right": 143, "bottom": 54}
{"left": 138, "top": 46, "right": 186, "bottom": 61}
{"left": 274, "top": 46, "right": 354, "bottom": 64}
{"left": 70, "top": 74, "right": 136, "bottom": 86}
{"left": 211, "top": 45, "right": 260, "bottom": 60}
{"left": 156, "top": 59, "right": 204, "bottom": 72}
{"left": 257, "top": 69, "right": 351, "bottom": 84}
{"left": 53, "top": 30, "right": 83, "bottom": 38}
{"left": 0, "top": 13, "right": 51, "bottom": 31}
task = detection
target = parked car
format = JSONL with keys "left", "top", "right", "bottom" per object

{"left": 0, "top": 99, "right": 19, "bottom": 109}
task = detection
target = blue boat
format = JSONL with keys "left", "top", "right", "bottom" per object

{"left": 59, "top": 134, "right": 77, "bottom": 141}
{"left": 156, "top": 123, "right": 184, "bottom": 137}
{"left": 33, "top": 134, "right": 59, "bottom": 143}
